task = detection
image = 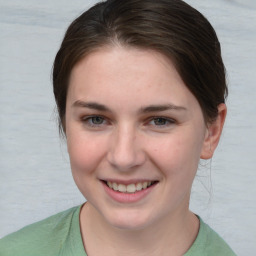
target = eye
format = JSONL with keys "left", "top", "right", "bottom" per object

{"left": 152, "top": 118, "right": 168, "bottom": 126}
{"left": 90, "top": 116, "right": 104, "bottom": 125}
{"left": 82, "top": 115, "right": 108, "bottom": 127}
{"left": 148, "top": 117, "right": 175, "bottom": 127}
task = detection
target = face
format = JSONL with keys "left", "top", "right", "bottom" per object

{"left": 65, "top": 46, "right": 210, "bottom": 230}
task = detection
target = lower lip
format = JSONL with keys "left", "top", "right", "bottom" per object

{"left": 102, "top": 181, "right": 157, "bottom": 203}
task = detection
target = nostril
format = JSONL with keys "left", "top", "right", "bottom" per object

{"left": 106, "top": 131, "right": 147, "bottom": 170}
{"left": 107, "top": 148, "right": 147, "bottom": 171}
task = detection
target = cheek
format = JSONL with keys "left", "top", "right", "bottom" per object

{"left": 67, "top": 131, "right": 107, "bottom": 177}
{"left": 149, "top": 131, "right": 204, "bottom": 178}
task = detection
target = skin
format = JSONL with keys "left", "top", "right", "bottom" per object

{"left": 65, "top": 46, "right": 226, "bottom": 255}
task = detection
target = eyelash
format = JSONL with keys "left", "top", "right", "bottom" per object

{"left": 81, "top": 115, "right": 176, "bottom": 129}
{"left": 81, "top": 115, "right": 108, "bottom": 127}
{"left": 147, "top": 117, "right": 176, "bottom": 127}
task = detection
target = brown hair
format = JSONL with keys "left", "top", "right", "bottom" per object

{"left": 53, "top": 0, "right": 227, "bottom": 134}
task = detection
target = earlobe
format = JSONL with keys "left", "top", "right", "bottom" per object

{"left": 200, "top": 103, "right": 227, "bottom": 159}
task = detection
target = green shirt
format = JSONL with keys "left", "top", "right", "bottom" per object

{"left": 0, "top": 205, "right": 236, "bottom": 256}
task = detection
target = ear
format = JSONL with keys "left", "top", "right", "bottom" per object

{"left": 200, "top": 103, "right": 227, "bottom": 159}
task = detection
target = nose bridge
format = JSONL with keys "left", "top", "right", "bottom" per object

{"left": 107, "top": 123, "right": 145, "bottom": 170}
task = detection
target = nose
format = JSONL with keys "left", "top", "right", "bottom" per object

{"left": 107, "top": 125, "right": 146, "bottom": 171}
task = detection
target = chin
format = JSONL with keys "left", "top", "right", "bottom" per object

{"left": 103, "top": 208, "right": 156, "bottom": 231}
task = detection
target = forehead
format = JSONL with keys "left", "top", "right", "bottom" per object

{"left": 67, "top": 46, "right": 199, "bottom": 112}
{"left": 70, "top": 46, "right": 178, "bottom": 82}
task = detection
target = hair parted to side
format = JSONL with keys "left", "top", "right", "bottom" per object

{"left": 53, "top": 0, "right": 227, "bottom": 135}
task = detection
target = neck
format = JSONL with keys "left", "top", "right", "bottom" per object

{"left": 80, "top": 203, "right": 199, "bottom": 256}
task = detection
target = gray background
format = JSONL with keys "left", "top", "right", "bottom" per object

{"left": 0, "top": 0, "right": 256, "bottom": 255}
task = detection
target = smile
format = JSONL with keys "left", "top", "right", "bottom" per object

{"left": 104, "top": 181, "right": 157, "bottom": 193}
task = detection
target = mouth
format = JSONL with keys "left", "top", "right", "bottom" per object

{"left": 102, "top": 180, "right": 158, "bottom": 194}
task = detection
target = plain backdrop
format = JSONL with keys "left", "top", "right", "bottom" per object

{"left": 0, "top": 0, "right": 256, "bottom": 255}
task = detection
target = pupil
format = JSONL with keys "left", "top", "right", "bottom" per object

{"left": 154, "top": 118, "right": 166, "bottom": 125}
{"left": 92, "top": 117, "right": 103, "bottom": 124}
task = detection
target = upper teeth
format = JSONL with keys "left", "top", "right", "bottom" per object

{"left": 107, "top": 181, "right": 153, "bottom": 193}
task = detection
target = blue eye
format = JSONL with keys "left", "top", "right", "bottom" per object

{"left": 90, "top": 116, "right": 104, "bottom": 125}
{"left": 82, "top": 116, "right": 107, "bottom": 127}
{"left": 148, "top": 117, "right": 175, "bottom": 127}
{"left": 153, "top": 118, "right": 168, "bottom": 126}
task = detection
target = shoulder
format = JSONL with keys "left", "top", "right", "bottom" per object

{"left": 0, "top": 205, "right": 81, "bottom": 256}
{"left": 185, "top": 216, "right": 237, "bottom": 256}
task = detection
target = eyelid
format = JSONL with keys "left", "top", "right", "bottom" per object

{"left": 81, "top": 115, "right": 110, "bottom": 127}
{"left": 80, "top": 114, "right": 176, "bottom": 129}
{"left": 146, "top": 116, "right": 176, "bottom": 127}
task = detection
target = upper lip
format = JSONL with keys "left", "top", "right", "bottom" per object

{"left": 100, "top": 179, "right": 158, "bottom": 185}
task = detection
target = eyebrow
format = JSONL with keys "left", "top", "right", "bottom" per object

{"left": 72, "top": 100, "right": 187, "bottom": 113}
{"left": 139, "top": 104, "right": 187, "bottom": 113}
{"left": 72, "top": 100, "right": 110, "bottom": 111}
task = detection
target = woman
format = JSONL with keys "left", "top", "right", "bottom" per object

{"left": 0, "top": 0, "right": 236, "bottom": 255}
